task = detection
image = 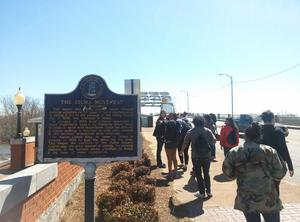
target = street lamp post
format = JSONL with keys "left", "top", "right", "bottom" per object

{"left": 218, "top": 74, "right": 233, "bottom": 117}
{"left": 180, "top": 90, "right": 189, "bottom": 113}
{"left": 13, "top": 87, "right": 25, "bottom": 138}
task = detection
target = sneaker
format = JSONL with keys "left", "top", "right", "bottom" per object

{"left": 182, "top": 165, "right": 187, "bottom": 171}
{"left": 158, "top": 163, "right": 166, "bottom": 168}
{"left": 172, "top": 171, "right": 180, "bottom": 179}
{"left": 166, "top": 173, "right": 174, "bottom": 180}
{"left": 178, "top": 163, "right": 184, "bottom": 168}
{"left": 195, "top": 193, "right": 205, "bottom": 198}
{"left": 207, "top": 193, "right": 213, "bottom": 198}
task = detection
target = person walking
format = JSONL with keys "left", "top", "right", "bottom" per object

{"left": 181, "top": 116, "right": 216, "bottom": 198}
{"left": 204, "top": 114, "right": 218, "bottom": 161}
{"left": 219, "top": 117, "right": 239, "bottom": 156}
{"left": 260, "top": 110, "right": 294, "bottom": 195}
{"left": 177, "top": 115, "right": 192, "bottom": 171}
{"left": 164, "top": 113, "right": 181, "bottom": 180}
{"left": 153, "top": 110, "right": 167, "bottom": 168}
{"left": 222, "top": 122, "right": 286, "bottom": 222}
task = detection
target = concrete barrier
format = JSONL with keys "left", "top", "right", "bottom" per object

{"left": 0, "top": 163, "right": 57, "bottom": 215}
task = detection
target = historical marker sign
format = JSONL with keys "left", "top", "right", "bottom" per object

{"left": 41, "top": 75, "right": 141, "bottom": 163}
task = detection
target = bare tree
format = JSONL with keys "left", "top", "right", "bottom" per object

{"left": 0, "top": 96, "right": 43, "bottom": 142}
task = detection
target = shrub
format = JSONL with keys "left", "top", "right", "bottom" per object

{"left": 106, "top": 203, "right": 158, "bottom": 222}
{"left": 108, "top": 180, "right": 130, "bottom": 192}
{"left": 135, "top": 152, "right": 151, "bottom": 167}
{"left": 96, "top": 191, "right": 129, "bottom": 212}
{"left": 111, "top": 162, "right": 132, "bottom": 177}
{"left": 139, "top": 176, "right": 157, "bottom": 186}
{"left": 112, "top": 170, "right": 136, "bottom": 183}
{"left": 133, "top": 165, "right": 150, "bottom": 179}
{"left": 128, "top": 181, "right": 155, "bottom": 204}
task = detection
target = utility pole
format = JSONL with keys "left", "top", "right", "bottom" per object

{"left": 218, "top": 74, "right": 233, "bottom": 117}
{"left": 180, "top": 90, "right": 189, "bottom": 113}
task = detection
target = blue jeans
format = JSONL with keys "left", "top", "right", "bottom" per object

{"left": 243, "top": 211, "right": 280, "bottom": 222}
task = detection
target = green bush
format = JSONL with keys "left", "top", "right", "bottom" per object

{"left": 133, "top": 166, "right": 150, "bottom": 178}
{"left": 96, "top": 191, "right": 130, "bottom": 212}
{"left": 105, "top": 203, "right": 158, "bottom": 222}
{"left": 111, "top": 162, "right": 132, "bottom": 177}
{"left": 128, "top": 181, "right": 155, "bottom": 204}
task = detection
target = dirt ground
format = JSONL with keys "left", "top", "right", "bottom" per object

{"left": 59, "top": 135, "right": 178, "bottom": 222}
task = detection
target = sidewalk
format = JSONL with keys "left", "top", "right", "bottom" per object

{"left": 142, "top": 127, "right": 300, "bottom": 222}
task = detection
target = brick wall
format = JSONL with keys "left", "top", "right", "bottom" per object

{"left": 0, "top": 162, "right": 82, "bottom": 222}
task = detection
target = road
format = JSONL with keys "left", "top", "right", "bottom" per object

{"left": 235, "top": 129, "right": 300, "bottom": 185}
{"left": 284, "top": 129, "right": 300, "bottom": 185}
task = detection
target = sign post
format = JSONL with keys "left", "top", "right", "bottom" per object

{"left": 84, "top": 162, "right": 96, "bottom": 222}
{"left": 41, "top": 75, "right": 141, "bottom": 221}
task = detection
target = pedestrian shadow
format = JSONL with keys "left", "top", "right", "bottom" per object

{"left": 213, "top": 173, "right": 233, "bottom": 182}
{"left": 169, "top": 197, "right": 204, "bottom": 218}
{"left": 183, "top": 176, "right": 198, "bottom": 192}
{"left": 150, "top": 165, "right": 159, "bottom": 171}
{"left": 155, "top": 178, "right": 171, "bottom": 187}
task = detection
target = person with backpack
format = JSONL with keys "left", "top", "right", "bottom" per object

{"left": 180, "top": 112, "right": 193, "bottom": 128}
{"left": 204, "top": 114, "right": 218, "bottom": 161}
{"left": 222, "top": 122, "right": 286, "bottom": 222}
{"left": 220, "top": 117, "right": 239, "bottom": 157}
{"left": 209, "top": 113, "right": 220, "bottom": 141}
{"left": 177, "top": 114, "right": 192, "bottom": 171}
{"left": 164, "top": 113, "right": 182, "bottom": 180}
{"left": 153, "top": 110, "right": 167, "bottom": 168}
{"left": 180, "top": 116, "right": 216, "bottom": 198}
{"left": 260, "top": 110, "right": 294, "bottom": 195}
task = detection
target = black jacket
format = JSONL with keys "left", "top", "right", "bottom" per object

{"left": 261, "top": 124, "right": 293, "bottom": 171}
{"left": 153, "top": 119, "right": 165, "bottom": 139}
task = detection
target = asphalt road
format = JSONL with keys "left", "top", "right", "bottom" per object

{"left": 284, "top": 129, "right": 300, "bottom": 185}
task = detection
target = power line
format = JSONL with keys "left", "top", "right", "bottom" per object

{"left": 235, "top": 63, "right": 300, "bottom": 84}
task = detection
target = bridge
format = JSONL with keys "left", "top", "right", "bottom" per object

{"left": 140, "top": 91, "right": 175, "bottom": 113}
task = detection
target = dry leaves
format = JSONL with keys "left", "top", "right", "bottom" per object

{"left": 59, "top": 136, "right": 177, "bottom": 222}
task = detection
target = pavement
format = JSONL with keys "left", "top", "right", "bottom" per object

{"left": 142, "top": 127, "right": 300, "bottom": 222}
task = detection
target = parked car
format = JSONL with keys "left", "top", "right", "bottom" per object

{"left": 235, "top": 114, "right": 289, "bottom": 137}
{"left": 235, "top": 114, "right": 253, "bottom": 133}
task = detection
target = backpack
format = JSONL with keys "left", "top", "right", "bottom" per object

{"left": 179, "top": 119, "right": 192, "bottom": 136}
{"left": 227, "top": 129, "right": 237, "bottom": 145}
{"left": 164, "top": 120, "right": 181, "bottom": 141}
{"left": 194, "top": 132, "right": 211, "bottom": 154}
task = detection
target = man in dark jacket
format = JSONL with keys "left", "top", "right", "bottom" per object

{"left": 260, "top": 110, "right": 294, "bottom": 194}
{"left": 153, "top": 110, "right": 167, "bottom": 168}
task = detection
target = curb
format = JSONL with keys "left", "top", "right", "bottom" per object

{"left": 0, "top": 159, "right": 10, "bottom": 168}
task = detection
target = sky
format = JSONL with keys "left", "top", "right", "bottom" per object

{"left": 1, "top": 0, "right": 300, "bottom": 115}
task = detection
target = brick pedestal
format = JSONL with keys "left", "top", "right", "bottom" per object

{"left": 10, "top": 137, "right": 36, "bottom": 170}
